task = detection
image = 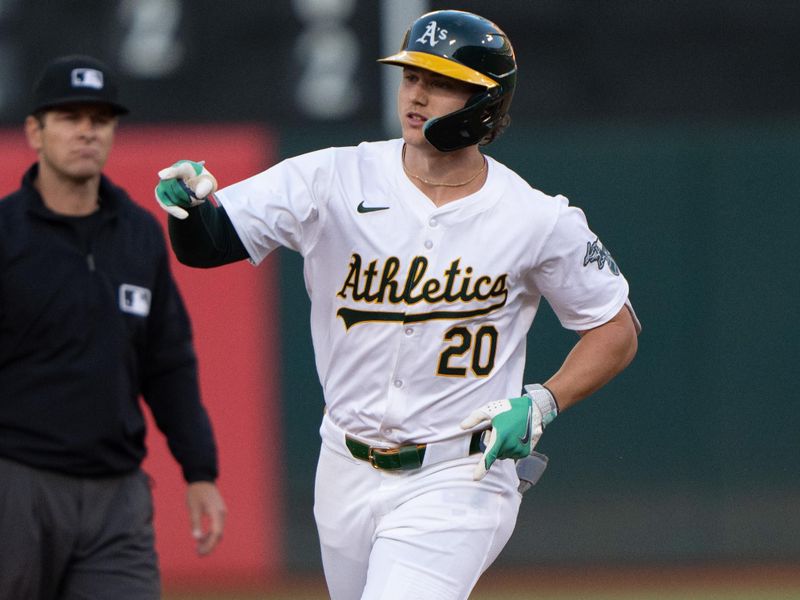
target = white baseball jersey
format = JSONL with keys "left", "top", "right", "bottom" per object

{"left": 216, "top": 138, "right": 634, "bottom": 445}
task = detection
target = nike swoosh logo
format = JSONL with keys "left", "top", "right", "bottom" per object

{"left": 357, "top": 201, "right": 390, "bottom": 213}
{"left": 519, "top": 405, "right": 533, "bottom": 445}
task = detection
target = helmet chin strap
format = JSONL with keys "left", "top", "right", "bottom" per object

{"left": 423, "top": 88, "right": 502, "bottom": 152}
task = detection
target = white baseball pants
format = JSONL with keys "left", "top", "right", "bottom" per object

{"left": 314, "top": 416, "right": 521, "bottom": 600}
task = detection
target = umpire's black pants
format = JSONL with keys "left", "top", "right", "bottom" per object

{"left": 0, "top": 457, "right": 159, "bottom": 600}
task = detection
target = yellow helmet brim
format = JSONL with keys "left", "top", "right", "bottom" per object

{"left": 378, "top": 50, "right": 499, "bottom": 89}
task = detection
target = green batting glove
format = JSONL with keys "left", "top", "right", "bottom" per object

{"left": 460, "top": 384, "right": 558, "bottom": 481}
{"left": 154, "top": 160, "right": 218, "bottom": 220}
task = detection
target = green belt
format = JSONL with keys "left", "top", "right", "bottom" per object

{"left": 345, "top": 431, "right": 485, "bottom": 471}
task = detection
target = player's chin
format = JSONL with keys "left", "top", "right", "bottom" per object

{"left": 400, "top": 119, "right": 426, "bottom": 140}
{"left": 401, "top": 129, "right": 429, "bottom": 150}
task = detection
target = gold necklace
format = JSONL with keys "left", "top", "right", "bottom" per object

{"left": 402, "top": 145, "right": 487, "bottom": 188}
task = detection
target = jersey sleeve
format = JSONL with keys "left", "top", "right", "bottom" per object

{"left": 532, "top": 195, "right": 634, "bottom": 332}
{"left": 214, "top": 149, "right": 334, "bottom": 264}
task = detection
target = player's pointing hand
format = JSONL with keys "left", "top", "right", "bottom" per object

{"left": 460, "top": 384, "right": 558, "bottom": 481}
{"left": 155, "top": 159, "right": 218, "bottom": 220}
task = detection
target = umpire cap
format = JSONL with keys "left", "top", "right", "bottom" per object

{"left": 31, "top": 54, "right": 129, "bottom": 116}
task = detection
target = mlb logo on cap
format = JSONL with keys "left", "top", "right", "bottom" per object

{"left": 71, "top": 68, "right": 104, "bottom": 90}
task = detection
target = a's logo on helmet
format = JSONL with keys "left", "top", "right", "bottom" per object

{"left": 416, "top": 20, "right": 448, "bottom": 47}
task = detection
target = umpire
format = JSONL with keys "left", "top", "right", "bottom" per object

{"left": 0, "top": 55, "right": 226, "bottom": 599}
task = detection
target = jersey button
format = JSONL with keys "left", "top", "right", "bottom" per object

{"left": 393, "top": 379, "right": 403, "bottom": 388}
{"left": 404, "top": 327, "right": 414, "bottom": 336}
{"left": 428, "top": 218, "right": 438, "bottom": 228}
{"left": 424, "top": 240, "right": 433, "bottom": 249}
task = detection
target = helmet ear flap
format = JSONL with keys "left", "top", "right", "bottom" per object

{"left": 423, "top": 88, "right": 503, "bottom": 152}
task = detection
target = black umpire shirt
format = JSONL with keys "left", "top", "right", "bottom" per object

{"left": 0, "top": 164, "right": 218, "bottom": 482}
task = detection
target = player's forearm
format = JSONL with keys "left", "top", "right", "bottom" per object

{"left": 167, "top": 201, "right": 249, "bottom": 267}
{"left": 544, "top": 306, "right": 638, "bottom": 411}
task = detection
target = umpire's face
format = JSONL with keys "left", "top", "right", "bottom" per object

{"left": 25, "top": 102, "right": 118, "bottom": 183}
{"left": 398, "top": 67, "right": 482, "bottom": 151}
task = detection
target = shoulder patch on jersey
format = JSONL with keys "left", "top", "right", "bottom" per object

{"left": 583, "top": 239, "right": 620, "bottom": 276}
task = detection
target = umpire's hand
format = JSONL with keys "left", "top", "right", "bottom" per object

{"left": 186, "top": 481, "right": 227, "bottom": 555}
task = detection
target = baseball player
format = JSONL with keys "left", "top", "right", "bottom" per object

{"left": 155, "top": 10, "right": 640, "bottom": 600}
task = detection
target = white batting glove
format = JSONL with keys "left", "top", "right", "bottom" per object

{"left": 460, "top": 384, "right": 558, "bottom": 481}
{"left": 154, "top": 160, "right": 218, "bottom": 219}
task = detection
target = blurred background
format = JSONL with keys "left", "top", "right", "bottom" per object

{"left": 2, "top": 0, "right": 799, "bottom": 597}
